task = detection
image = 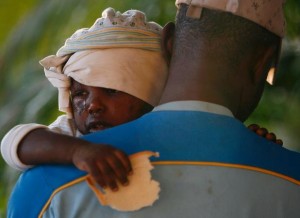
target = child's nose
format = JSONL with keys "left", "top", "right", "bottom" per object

{"left": 87, "top": 95, "right": 105, "bottom": 115}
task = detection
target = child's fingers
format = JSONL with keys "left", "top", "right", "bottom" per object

{"left": 256, "top": 127, "right": 268, "bottom": 137}
{"left": 258, "top": 130, "right": 284, "bottom": 146}
{"left": 96, "top": 161, "right": 119, "bottom": 192}
{"left": 106, "top": 156, "right": 130, "bottom": 188}
{"left": 248, "top": 124, "right": 260, "bottom": 132}
{"left": 262, "top": 132, "right": 283, "bottom": 146}
{"left": 248, "top": 124, "right": 284, "bottom": 146}
{"left": 265, "top": 132, "right": 276, "bottom": 142}
{"left": 114, "top": 150, "right": 133, "bottom": 174}
{"left": 88, "top": 164, "right": 107, "bottom": 189}
{"left": 276, "top": 139, "right": 283, "bottom": 146}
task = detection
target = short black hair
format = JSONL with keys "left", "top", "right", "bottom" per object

{"left": 174, "top": 4, "right": 280, "bottom": 69}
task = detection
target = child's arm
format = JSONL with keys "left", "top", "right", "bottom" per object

{"left": 248, "top": 124, "right": 283, "bottom": 145}
{"left": 22, "top": 128, "right": 132, "bottom": 191}
{"left": 1, "top": 126, "right": 131, "bottom": 191}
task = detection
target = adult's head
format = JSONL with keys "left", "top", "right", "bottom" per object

{"left": 40, "top": 7, "right": 168, "bottom": 119}
{"left": 161, "top": 0, "right": 283, "bottom": 121}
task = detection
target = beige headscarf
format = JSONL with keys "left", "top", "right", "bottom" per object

{"left": 40, "top": 8, "right": 168, "bottom": 118}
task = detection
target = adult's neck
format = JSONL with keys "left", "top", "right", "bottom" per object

{"left": 159, "top": 57, "right": 236, "bottom": 111}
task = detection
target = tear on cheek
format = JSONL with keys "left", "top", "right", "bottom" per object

{"left": 73, "top": 100, "right": 86, "bottom": 115}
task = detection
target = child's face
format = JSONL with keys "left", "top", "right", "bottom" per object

{"left": 70, "top": 79, "right": 153, "bottom": 134}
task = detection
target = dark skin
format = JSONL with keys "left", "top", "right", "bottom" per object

{"left": 248, "top": 124, "right": 283, "bottom": 146}
{"left": 159, "top": 7, "right": 281, "bottom": 123}
{"left": 17, "top": 81, "right": 283, "bottom": 192}
{"left": 70, "top": 80, "right": 153, "bottom": 134}
{"left": 160, "top": 13, "right": 283, "bottom": 146}
{"left": 17, "top": 14, "right": 283, "bottom": 190}
{"left": 18, "top": 79, "right": 153, "bottom": 191}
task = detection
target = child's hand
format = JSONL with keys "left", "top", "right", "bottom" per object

{"left": 248, "top": 124, "right": 283, "bottom": 146}
{"left": 72, "top": 142, "right": 132, "bottom": 192}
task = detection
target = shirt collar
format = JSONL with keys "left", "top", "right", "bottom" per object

{"left": 153, "top": 101, "right": 234, "bottom": 117}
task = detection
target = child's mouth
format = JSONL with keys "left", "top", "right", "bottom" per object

{"left": 88, "top": 121, "right": 111, "bottom": 133}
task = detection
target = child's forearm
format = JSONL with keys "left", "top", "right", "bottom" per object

{"left": 18, "top": 128, "right": 133, "bottom": 191}
{"left": 18, "top": 128, "right": 90, "bottom": 165}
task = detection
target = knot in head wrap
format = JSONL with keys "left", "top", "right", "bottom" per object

{"left": 40, "top": 8, "right": 168, "bottom": 118}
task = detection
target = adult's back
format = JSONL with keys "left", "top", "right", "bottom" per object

{"left": 8, "top": 106, "right": 300, "bottom": 217}
{"left": 7, "top": 0, "right": 300, "bottom": 217}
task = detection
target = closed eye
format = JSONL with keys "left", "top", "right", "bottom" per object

{"left": 104, "top": 88, "right": 119, "bottom": 95}
{"left": 71, "top": 90, "right": 88, "bottom": 99}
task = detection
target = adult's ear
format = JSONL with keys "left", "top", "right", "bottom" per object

{"left": 161, "top": 22, "right": 175, "bottom": 66}
{"left": 254, "top": 43, "right": 279, "bottom": 85}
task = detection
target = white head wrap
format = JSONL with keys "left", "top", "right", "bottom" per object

{"left": 175, "top": 0, "right": 285, "bottom": 37}
{"left": 40, "top": 8, "right": 168, "bottom": 118}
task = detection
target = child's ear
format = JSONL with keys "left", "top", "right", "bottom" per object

{"left": 161, "top": 22, "right": 175, "bottom": 66}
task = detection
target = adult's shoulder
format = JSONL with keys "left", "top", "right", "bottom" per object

{"left": 8, "top": 164, "right": 86, "bottom": 218}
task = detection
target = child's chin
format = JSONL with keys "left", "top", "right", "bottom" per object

{"left": 89, "top": 127, "right": 106, "bottom": 133}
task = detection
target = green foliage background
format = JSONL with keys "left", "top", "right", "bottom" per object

{"left": 0, "top": 0, "right": 299, "bottom": 216}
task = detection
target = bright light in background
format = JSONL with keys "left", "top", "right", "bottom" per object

{"left": 266, "top": 67, "right": 275, "bottom": 85}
